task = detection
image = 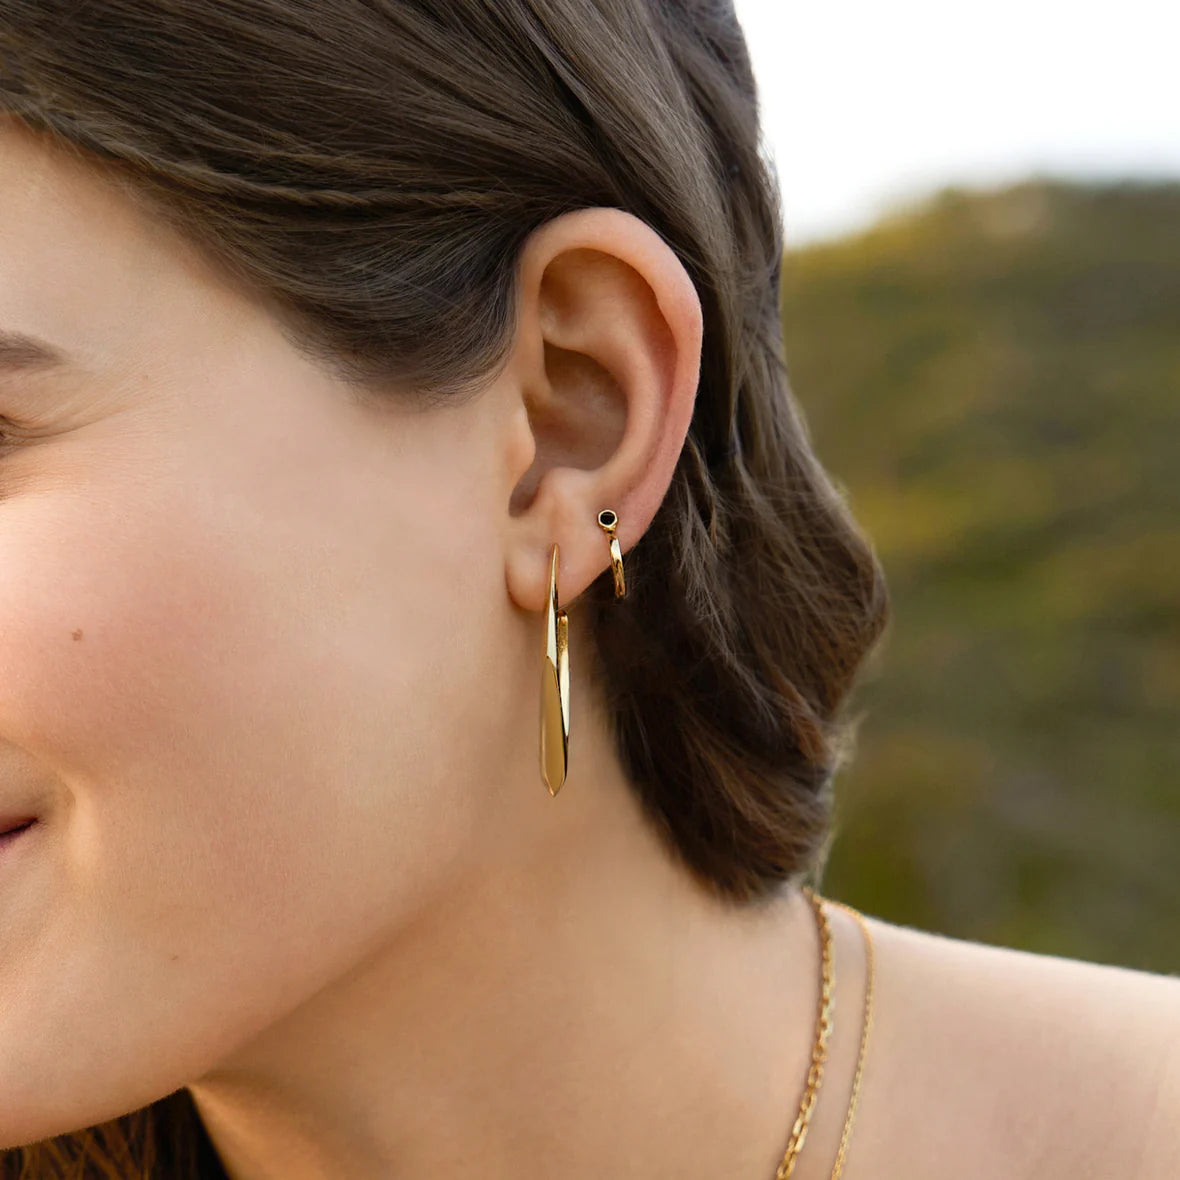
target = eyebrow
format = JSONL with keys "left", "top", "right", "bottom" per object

{"left": 0, "top": 328, "right": 72, "bottom": 373}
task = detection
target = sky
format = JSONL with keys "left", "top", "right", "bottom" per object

{"left": 731, "top": 0, "right": 1180, "bottom": 248}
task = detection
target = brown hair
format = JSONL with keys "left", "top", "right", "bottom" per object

{"left": 0, "top": 0, "right": 889, "bottom": 1173}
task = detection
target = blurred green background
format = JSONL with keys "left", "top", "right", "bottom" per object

{"left": 782, "top": 177, "right": 1179, "bottom": 975}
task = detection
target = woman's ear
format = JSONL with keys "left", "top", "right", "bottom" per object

{"left": 499, "top": 206, "right": 703, "bottom": 614}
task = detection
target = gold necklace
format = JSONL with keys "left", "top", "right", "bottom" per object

{"left": 774, "top": 886, "right": 876, "bottom": 1180}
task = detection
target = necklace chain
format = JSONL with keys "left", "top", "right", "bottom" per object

{"left": 774, "top": 887, "right": 876, "bottom": 1180}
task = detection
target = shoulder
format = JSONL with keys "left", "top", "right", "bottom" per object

{"left": 825, "top": 902, "right": 1180, "bottom": 1180}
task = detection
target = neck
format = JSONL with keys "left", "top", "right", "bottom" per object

{"left": 188, "top": 726, "right": 830, "bottom": 1179}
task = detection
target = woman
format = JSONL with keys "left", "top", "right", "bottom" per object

{"left": 0, "top": 2, "right": 1175, "bottom": 1177}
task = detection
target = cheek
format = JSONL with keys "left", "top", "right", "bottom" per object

{"left": 0, "top": 469, "right": 487, "bottom": 1141}
{"left": 0, "top": 481, "right": 294, "bottom": 787}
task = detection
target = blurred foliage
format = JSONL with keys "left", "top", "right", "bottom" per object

{"left": 781, "top": 177, "right": 1179, "bottom": 974}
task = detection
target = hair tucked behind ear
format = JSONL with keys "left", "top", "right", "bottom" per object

{"left": 0, "top": 0, "right": 889, "bottom": 1173}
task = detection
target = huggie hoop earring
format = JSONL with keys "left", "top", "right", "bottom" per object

{"left": 597, "top": 509, "right": 626, "bottom": 598}
{"left": 539, "top": 542, "right": 570, "bottom": 796}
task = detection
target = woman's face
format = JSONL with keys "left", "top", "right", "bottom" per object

{"left": 0, "top": 119, "right": 539, "bottom": 1141}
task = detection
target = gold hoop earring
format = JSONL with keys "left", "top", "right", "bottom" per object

{"left": 540, "top": 541, "right": 570, "bottom": 797}
{"left": 597, "top": 508, "right": 626, "bottom": 598}
{"left": 539, "top": 510, "right": 626, "bottom": 796}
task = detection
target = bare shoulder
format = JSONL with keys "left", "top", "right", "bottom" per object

{"left": 834, "top": 904, "right": 1180, "bottom": 1180}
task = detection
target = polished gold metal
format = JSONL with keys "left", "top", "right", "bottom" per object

{"left": 819, "top": 894, "right": 876, "bottom": 1180}
{"left": 775, "top": 887, "right": 834, "bottom": 1178}
{"left": 539, "top": 511, "right": 626, "bottom": 796}
{"left": 597, "top": 508, "right": 626, "bottom": 598}
{"left": 539, "top": 542, "right": 570, "bottom": 796}
{"left": 774, "top": 888, "right": 876, "bottom": 1180}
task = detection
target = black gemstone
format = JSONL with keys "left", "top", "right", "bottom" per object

{"left": 599, "top": 510, "right": 616, "bottom": 527}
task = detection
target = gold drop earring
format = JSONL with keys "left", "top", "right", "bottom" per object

{"left": 539, "top": 509, "right": 626, "bottom": 796}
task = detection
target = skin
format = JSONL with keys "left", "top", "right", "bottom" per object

{"left": 2, "top": 115, "right": 1178, "bottom": 1180}
{"left": 0, "top": 115, "right": 861, "bottom": 1179}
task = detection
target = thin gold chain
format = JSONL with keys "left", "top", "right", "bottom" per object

{"left": 819, "top": 893, "right": 876, "bottom": 1180}
{"left": 773, "top": 886, "right": 876, "bottom": 1180}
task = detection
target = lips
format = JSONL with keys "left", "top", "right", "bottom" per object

{"left": 0, "top": 816, "right": 37, "bottom": 836}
